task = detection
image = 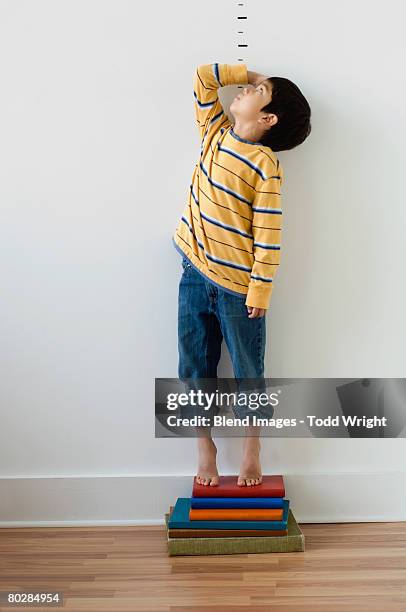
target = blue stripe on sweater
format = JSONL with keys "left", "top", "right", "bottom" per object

{"left": 217, "top": 143, "right": 268, "bottom": 180}
{"left": 206, "top": 252, "right": 252, "bottom": 272}
{"left": 200, "top": 161, "right": 252, "bottom": 205}
{"left": 250, "top": 273, "right": 273, "bottom": 282}
{"left": 252, "top": 206, "right": 282, "bottom": 214}
{"left": 213, "top": 63, "right": 222, "bottom": 86}
{"left": 253, "top": 241, "right": 281, "bottom": 250}
{"left": 194, "top": 91, "right": 215, "bottom": 108}
{"left": 200, "top": 210, "right": 253, "bottom": 239}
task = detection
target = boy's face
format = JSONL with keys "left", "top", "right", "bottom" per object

{"left": 230, "top": 79, "right": 275, "bottom": 126}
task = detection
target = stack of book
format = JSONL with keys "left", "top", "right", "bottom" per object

{"left": 165, "top": 475, "right": 305, "bottom": 556}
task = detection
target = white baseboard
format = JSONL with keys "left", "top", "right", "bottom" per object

{"left": 1, "top": 472, "right": 405, "bottom": 527}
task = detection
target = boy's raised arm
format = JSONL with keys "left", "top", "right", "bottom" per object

{"left": 193, "top": 63, "right": 247, "bottom": 140}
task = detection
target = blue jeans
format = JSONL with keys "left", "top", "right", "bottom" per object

{"left": 177, "top": 256, "right": 268, "bottom": 422}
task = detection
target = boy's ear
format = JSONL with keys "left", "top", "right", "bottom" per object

{"left": 260, "top": 113, "right": 278, "bottom": 127}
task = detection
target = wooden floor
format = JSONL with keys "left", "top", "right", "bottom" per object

{"left": 1, "top": 521, "right": 406, "bottom": 611}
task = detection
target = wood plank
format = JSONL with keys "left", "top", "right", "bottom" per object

{"left": 0, "top": 521, "right": 406, "bottom": 610}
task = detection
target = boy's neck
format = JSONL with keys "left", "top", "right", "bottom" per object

{"left": 231, "top": 121, "right": 262, "bottom": 144}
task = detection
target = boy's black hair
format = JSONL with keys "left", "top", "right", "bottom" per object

{"left": 259, "top": 77, "right": 311, "bottom": 152}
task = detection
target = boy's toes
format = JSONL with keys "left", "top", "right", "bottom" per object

{"left": 238, "top": 476, "right": 262, "bottom": 486}
{"left": 196, "top": 474, "right": 219, "bottom": 486}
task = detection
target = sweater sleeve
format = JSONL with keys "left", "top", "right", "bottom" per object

{"left": 245, "top": 172, "right": 283, "bottom": 310}
{"left": 193, "top": 63, "right": 248, "bottom": 140}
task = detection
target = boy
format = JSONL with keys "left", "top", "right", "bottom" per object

{"left": 172, "top": 63, "right": 311, "bottom": 487}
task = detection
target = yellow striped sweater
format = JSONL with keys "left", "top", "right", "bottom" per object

{"left": 172, "top": 62, "right": 284, "bottom": 310}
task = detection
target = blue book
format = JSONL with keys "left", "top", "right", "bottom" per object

{"left": 190, "top": 497, "right": 284, "bottom": 509}
{"left": 168, "top": 498, "right": 290, "bottom": 530}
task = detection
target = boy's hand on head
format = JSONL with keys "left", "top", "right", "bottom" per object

{"left": 247, "top": 306, "right": 266, "bottom": 318}
{"left": 247, "top": 70, "right": 269, "bottom": 87}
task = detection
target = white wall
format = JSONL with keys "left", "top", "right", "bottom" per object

{"left": 0, "top": 0, "right": 405, "bottom": 524}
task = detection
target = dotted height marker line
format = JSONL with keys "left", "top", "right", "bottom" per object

{"left": 237, "top": 2, "right": 247, "bottom": 88}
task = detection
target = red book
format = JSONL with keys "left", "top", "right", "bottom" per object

{"left": 192, "top": 475, "right": 285, "bottom": 498}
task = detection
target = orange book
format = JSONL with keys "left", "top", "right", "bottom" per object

{"left": 189, "top": 507, "right": 283, "bottom": 521}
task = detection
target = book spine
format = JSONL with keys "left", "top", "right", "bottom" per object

{"left": 167, "top": 535, "right": 305, "bottom": 556}
{"left": 189, "top": 508, "right": 283, "bottom": 521}
{"left": 191, "top": 498, "right": 284, "bottom": 509}
{"left": 169, "top": 529, "right": 288, "bottom": 538}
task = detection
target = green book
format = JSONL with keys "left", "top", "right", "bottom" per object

{"left": 165, "top": 507, "right": 305, "bottom": 556}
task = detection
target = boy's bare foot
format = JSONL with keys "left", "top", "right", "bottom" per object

{"left": 238, "top": 436, "right": 262, "bottom": 486}
{"left": 196, "top": 436, "right": 219, "bottom": 486}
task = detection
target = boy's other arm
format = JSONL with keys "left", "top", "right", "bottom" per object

{"left": 193, "top": 63, "right": 248, "bottom": 140}
{"left": 245, "top": 176, "right": 283, "bottom": 310}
